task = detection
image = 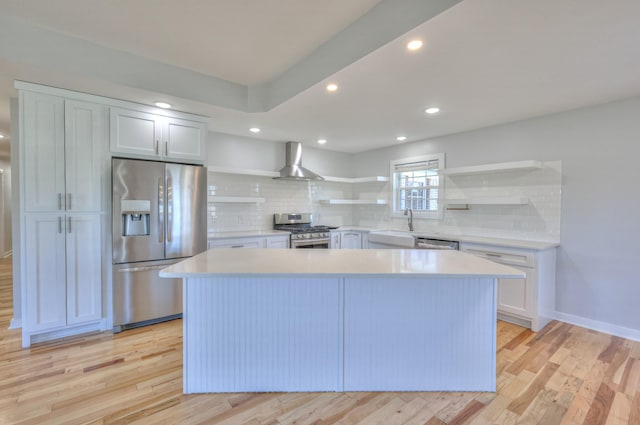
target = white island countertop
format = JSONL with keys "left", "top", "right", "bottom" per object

{"left": 160, "top": 248, "right": 524, "bottom": 279}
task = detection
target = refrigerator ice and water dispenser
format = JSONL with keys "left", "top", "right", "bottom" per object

{"left": 121, "top": 199, "right": 151, "bottom": 236}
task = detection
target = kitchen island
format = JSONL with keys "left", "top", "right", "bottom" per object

{"left": 160, "top": 248, "right": 524, "bottom": 393}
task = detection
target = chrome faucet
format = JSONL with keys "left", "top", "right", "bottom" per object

{"left": 404, "top": 208, "right": 414, "bottom": 231}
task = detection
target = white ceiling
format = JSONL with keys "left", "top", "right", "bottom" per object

{"left": 1, "top": 0, "right": 640, "bottom": 153}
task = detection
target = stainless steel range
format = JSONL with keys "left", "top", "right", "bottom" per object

{"left": 273, "top": 213, "right": 336, "bottom": 249}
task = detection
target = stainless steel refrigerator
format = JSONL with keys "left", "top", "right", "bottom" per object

{"left": 112, "top": 158, "right": 206, "bottom": 332}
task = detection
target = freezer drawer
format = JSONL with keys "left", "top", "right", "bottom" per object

{"left": 113, "top": 259, "right": 182, "bottom": 331}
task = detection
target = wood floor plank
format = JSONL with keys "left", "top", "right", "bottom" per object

{"left": 604, "top": 392, "right": 632, "bottom": 425}
{"left": 0, "top": 258, "right": 640, "bottom": 425}
{"left": 447, "top": 399, "right": 486, "bottom": 425}
{"left": 583, "top": 382, "right": 616, "bottom": 425}
{"left": 599, "top": 336, "right": 626, "bottom": 363}
{"left": 507, "top": 362, "right": 560, "bottom": 415}
{"left": 629, "top": 392, "right": 640, "bottom": 425}
{"left": 503, "top": 328, "right": 535, "bottom": 351}
{"left": 333, "top": 393, "right": 398, "bottom": 425}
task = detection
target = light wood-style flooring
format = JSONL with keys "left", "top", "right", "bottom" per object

{"left": 1, "top": 258, "right": 639, "bottom": 424}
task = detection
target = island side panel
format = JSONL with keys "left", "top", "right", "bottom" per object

{"left": 343, "top": 277, "right": 497, "bottom": 392}
{"left": 183, "top": 276, "right": 342, "bottom": 393}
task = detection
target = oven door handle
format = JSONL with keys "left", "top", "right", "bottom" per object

{"left": 291, "top": 238, "right": 330, "bottom": 248}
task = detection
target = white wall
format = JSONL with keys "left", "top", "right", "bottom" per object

{"left": 207, "top": 131, "right": 354, "bottom": 178}
{"left": 354, "top": 96, "right": 640, "bottom": 335}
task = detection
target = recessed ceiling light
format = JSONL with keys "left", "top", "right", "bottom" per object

{"left": 407, "top": 39, "right": 423, "bottom": 51}
{"left": 154, "top": 102, "right": 172, "bottom": 109}
{"left": 249, "top": 127, "right": 261, "bottom": 133}
{"left": 326, "top": 83, "right": 338, "bottom": 92}
{"left": 0, "top": 134, "right": 4, "bottom": 139}
{"left": 396, "top": 136, "right": 407, "bottom": 142}
{"left": 317, "top": 139, "right": 327, "bottom": 145}
{"left": 425, "top": 107, "right": 440, "bottom": 114}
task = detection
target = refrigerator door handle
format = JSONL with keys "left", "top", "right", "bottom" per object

{"left": 167, "top": 176, "right": 173, "bottom": 243}
{"left": 158, "top": 177, "right": 164, "bottom": 243}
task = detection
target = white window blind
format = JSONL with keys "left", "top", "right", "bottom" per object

{"left": 390, "top": 154, "right": 444, "bottom": 218}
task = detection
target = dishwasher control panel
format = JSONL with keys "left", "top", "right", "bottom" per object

{"left": 415, "top": 237, "right": 459, "bottom": 250}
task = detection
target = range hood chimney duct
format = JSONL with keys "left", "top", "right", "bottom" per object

{"left": 273, "top": 142, "right": 324, "bottom": 181}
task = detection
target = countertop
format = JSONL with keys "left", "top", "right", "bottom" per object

{"left": 207, "top": 230, "right": 290, "bottom": 238}
{"left": 160, "top": 248, "right": 525, "bottom": 278}
{"left": 334, "top": 227, "right": 558, "bottom": 250}
{"left": 207, "top": 227, "right": 559, "bottom": 250}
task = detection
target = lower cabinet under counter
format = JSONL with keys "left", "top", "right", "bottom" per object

{"left": 460, "top": 242, "right": 557, "bottom": 332}
{"left": 207, "top": 234, "right": 289, "bottom": 249}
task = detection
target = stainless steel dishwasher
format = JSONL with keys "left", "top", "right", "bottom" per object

{"left": 414, "top": 237, "right": 459, "bottom": 250}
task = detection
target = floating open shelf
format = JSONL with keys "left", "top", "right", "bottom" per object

{"left": 319, "top": 199, "right": 388, "bottom": 205}
{"left": 445, "top": 197, "right": 529, "bottom": 206}
{"left": 443, "top": 160, "right": 542, "bottom": 176}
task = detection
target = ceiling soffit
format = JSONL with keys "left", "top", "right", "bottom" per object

{"left": 0, "top": 0, "right": 462, "bottom": 113}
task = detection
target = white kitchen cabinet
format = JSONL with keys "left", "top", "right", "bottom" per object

{"left": 208, "top": 237, "right": 263, "bottom": 249}
{"left": 24, "top": 214, "right": 103, "bottom": 330}
{"left": 340, "top": 232, "right": 363, "bottom": 249}
{"left": 460, "top": 242, "right": 556, "bottom": 331}
{"left": 19, "top": 90, "right": 106, "bottom": 347}
{"left": 65, "top": 100, "right": 104, "bottom": 212}
{"left": 21, "top": 93, "right": 65, "bottom": 212}
{"left": 24, "top": 214, "right": 67, "bottom": 332}
{"left": 330, "top": 230, "right": 368, "bottom": 249}
{"left": 23, "top": 95, "right": 103, "bottom": 212}
{"left": 65, "top": 214, "right": 103, "bottom": 325}
{"left": 110, "top": 107, "right": 206, "bottom": 163}
{"left": 330, "top": 232, "right": 341, "bottom": 249}
{"left": 265, "top": 235, "right": 290, "bottom": 248}
{"left": 208, "top": 234, "right": 290, "bottom": 249}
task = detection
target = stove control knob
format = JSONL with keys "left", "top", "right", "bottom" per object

{"left": 323, "top": 232, "right": 330, "bottom": 238}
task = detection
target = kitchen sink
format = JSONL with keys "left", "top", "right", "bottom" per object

{"left": 368, "top": 230, "right": 415, "bottom": 248}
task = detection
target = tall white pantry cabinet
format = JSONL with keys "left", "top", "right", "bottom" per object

{"left": 19, "top": 89, "right": 108, "bottom": 347}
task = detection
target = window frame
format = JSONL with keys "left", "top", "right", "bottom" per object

{"left": 389, "top": 153, "right": 445, "bottom": 220}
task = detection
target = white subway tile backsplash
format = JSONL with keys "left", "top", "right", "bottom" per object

{"left": 206, "top": 172, "right": 354, "bottom": 232}
{"left": 208, "top": 161, "right": 561, "bottom": 242}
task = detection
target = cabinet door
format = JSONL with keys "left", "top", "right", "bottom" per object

{"left": 65, "top": 100, "right": 103, "bottom": 212}
{"left": 266, "top": 236, "right": 289, "bottom": 248}
{"left": 110, "top": 108, "right": 160, "bottom": 157}
{"left": 24, "top": 214, "right": 67, "bottom": 331}
{"left": 66, "top": 214, "right": 103, "bottom": 325}
{"left": 498, "top": 266, "right": 534, "bottom": 319}
{"left": 330, "top": 232, "right": 341, "bottom": 249}
{"left": 163, "top": 117, "right": 206, "bottom": 162}
{"left": 341, "top": 232, "right": 362, "bottom": 249}
{"left": 22, "top": 92, "right": 65, "bottom": 212}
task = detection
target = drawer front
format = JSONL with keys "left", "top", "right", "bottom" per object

{"left": 208, "top": 237, "right": 263, "bottom": 249}
{"left": 460, "top": 243, "right": 535, "bottom": 267}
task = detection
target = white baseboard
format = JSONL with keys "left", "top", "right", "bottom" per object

{"left": 23, "top": 320, "right": 108, "bottom": 348}
{"left": 554, "top": 311, "right": 640, "bottom": 342}
{"left": 9, "top": 317, "right": 21, "bottom": 329}
{"left": 3, "top": 250, "right": 12, "bottom": 258}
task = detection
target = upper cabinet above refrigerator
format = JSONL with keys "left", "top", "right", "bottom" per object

{"left": 110, "top": 107, "right": 207, "bottom": 164}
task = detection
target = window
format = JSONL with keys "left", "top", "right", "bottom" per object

{"left": 390, "top": 153, "right": 444, "bottom": 219}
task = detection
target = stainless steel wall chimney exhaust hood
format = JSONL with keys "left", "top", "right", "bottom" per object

{"left": 273, "top": 141, "right": 324, "bottom": 181}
